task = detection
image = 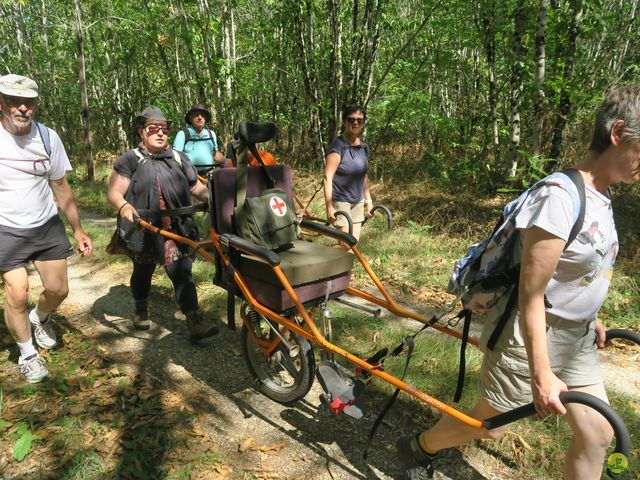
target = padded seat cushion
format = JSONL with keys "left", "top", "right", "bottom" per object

{"left": 239, "top": 240, "right": 354, "bottom": 286}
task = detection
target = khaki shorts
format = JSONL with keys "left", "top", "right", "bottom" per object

{"left": 480, "top": 313, "right": 602, "bottom": 412}
{"left": 333, "top": 200, "right": 365, "bottom": 228}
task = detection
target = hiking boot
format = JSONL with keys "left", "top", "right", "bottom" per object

{"left": 29, "top": 309, "right": 57, "bottom": 349}
{"left": 19, "top": 354, "right": 50, "bottom": 384}
{"left": 185, "top": 311, "right": 219, "bottom": 343}
{"left": 396, "top": 434, "right": 437, "bottom": 480}
{"left": 133, "top": 302, "right": 151, "bottom": 330}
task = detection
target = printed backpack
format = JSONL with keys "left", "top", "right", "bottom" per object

{"left": 447, "top": 169, "right": 585, "bottom": 401}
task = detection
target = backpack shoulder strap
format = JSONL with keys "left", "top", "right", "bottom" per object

{"left": 182, "top": 127, "right": 192, "bottom": 145}
{"left": 132, "top": 148, "right": 145, "bottom": 163}
{"left": 35, "top": 122, "right": 52, "bottom": 157}
{"left": 206, "top": 128, "right": 216, "bottom": 150}
{"left": 172, "top": 150, "right": 183, "bottom": 167}
{"left": 559, "top": 168, "right": 586, "bottom": 248}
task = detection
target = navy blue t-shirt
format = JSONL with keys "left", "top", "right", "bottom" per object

{"left": 327, "top": 136, "right": 370, "bottom": 203}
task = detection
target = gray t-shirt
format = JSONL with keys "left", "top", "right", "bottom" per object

{"left": 515, "top": 183, "right": 617, "bottom": 321}
{"left": 327, "top": 135, "right": 370, "bottom": 203}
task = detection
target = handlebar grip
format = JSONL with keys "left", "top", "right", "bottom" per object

{"left": 606, "top": 329, "right": 640, "bottom": 346}
{"left": 483, "top": 391, "right": 630, "bottom": 462}
{"left": 363, "top": 204, "right": 393, "bottom": 230}
{"left": 220, "top": 234, "right": 281, "bottom": 266}
{"left": 300, "top": 218, "right": 357, "bottom": 246}
{"left": 332, "top": 210, "right": 353, "bottom": 236}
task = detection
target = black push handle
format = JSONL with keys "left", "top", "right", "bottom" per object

{"left": 483, "top": 391, "right": 631, "bottom": 463}
{"left": 330, "top": 210, "right": 353, "bottom": 236}
{"left": 606, "top": 329, "right": 640, "bottom": 346}
{"left": 219, "top": 233, "right": 281, "bottom": 266}
{"left": 300, "top": 218, "right": 357, "bottom": 247}
{"left": 362, "top": 204, "right": 393, "bottom": 230}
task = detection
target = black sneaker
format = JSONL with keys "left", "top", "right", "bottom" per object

{"left": 396, "top": 434, "right": 436, "bottom": 480}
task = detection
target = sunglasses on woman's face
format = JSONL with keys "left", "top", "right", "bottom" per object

{"left": 346, "top": 117, "right": 365, "bottom": 125}
{"left": 145, "top": 125, "right": 169, "bottom": 136}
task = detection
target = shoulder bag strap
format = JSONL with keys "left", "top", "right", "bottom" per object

{"left": 35, "top": 122, "right": 52, "bottom": 157}
{"left": 247, "top": 142, "right": 276, "bottom": 189}
{"left": 235, "top": 145, "right": 249, "bottom": 213}
{"left": 560, "top": 168, "right": 586, "bottom": 248}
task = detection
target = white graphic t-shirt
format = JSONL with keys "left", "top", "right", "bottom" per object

{"left": 515, "top": 183, "right": 617, "bottom": 321}
{"left": 0, "top": 122, "right": 71, "bottom": 228}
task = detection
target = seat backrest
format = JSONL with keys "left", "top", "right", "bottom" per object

{"left": 212, "top": 164, "right": 294, "bottom": 235}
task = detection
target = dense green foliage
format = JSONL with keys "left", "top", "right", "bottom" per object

{"left": 1, "top": 0, "right": 638, "bottom": 185}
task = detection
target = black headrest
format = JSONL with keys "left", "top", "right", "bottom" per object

{"left": 238, "top": 122, "right": 276, "bottom": 145}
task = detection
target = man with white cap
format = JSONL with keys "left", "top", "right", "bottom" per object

{"left": 0, "top": 74, "right": 93, "bottom": 383}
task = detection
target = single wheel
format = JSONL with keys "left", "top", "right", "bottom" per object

{"left": 241, "top": 306, "right": 315, "bottom": 405}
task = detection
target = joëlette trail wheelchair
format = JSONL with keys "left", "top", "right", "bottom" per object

{"left": 136, "top": 121, "right": 638, "bottom": 475}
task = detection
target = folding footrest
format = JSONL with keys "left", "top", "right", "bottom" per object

{"left": 316, "top": 360, "right": 366, "bottom": 419}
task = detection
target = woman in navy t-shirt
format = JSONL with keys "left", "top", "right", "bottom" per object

{"left": 323, "top": 105, "right": 373, "bottom": 248}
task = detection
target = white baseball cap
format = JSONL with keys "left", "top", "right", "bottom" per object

{"left": 0, "top": 74, "right": 39, "bottom": 98}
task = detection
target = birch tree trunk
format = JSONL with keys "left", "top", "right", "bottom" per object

{"left": 531, "top": 0, "right": 548, "bottom": 159}
{"left": 611, "top": 0, "right": 637, "bottom": 80}
{"left": 197, "top": 0, "right": 224, "bottom": 132}
{"left": 327, "top": 0, "right": 343, "bottom": 138}
{"left": 74, "top": 0, "right": 93, "bottom": 181}
{"left": 508, "top": 0, "right": 527, "bottom": 178}
{"left": 293, "top": 0, "right": 325, "bottom": 160}
{"left": 222, "top": 5, "right": 237, "bottom": 131}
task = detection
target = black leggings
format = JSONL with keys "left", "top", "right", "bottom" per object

{"left": 130, "top": 257, "right": 198, "bottom": 313}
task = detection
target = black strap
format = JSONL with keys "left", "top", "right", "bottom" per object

{"left": 453, "top": 309, "right": 472, "bottom": 403}
{"left": 560, "top": 168, "right": 586, "bottom": 248}
{"left": 486, "top": 284, "right": 519, "bottom": 350}
{"left": 234, "top": 142, "right": 278, "bottom": 217}
{"left": 136, "top": 203, "right": 209, "bottom": 219}
{"left": 182, "top": 127, "right": 217, "bottom": 148}
{"left": 247, "top": 142, "right": 276, "bottom": 188}
{"left": 363, "top": 315, "right": 439, "bottom": 460}
{"left": 363, "top": 337, "right": 414, "bottom": 461}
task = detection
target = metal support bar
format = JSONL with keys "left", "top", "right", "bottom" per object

{"left": 334, "top": 297, "right": 382, "bottom": 317}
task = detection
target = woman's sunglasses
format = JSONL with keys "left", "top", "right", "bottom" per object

{"left": 346, "top": 117, "right": 365, "bottom": 125}
{"left": 145, "top": 125, "right": 170, "bottom": 135}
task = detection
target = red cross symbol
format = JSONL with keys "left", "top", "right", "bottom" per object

{"left": 270, "top": 196, "right": 287, "bottom": 217}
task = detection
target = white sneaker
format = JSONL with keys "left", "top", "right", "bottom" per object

{"left": 19, "top": 354, "right": 50, "bottom": 384}
{"left": 29, "top": 309, "right": 57, "bottom": 349}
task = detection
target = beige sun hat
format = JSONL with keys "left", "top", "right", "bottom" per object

{"left": 0, "top": 74, "right": 39, "bottom": 98}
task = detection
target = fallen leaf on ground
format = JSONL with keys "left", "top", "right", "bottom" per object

{"left": 239, "top": 436, "right": 255, "bottom": 452}
{"left": 250, "top": 440, "right": 286, "bottom": 452}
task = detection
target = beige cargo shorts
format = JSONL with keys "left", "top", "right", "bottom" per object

{"left": 480, "top": 313, "right": 602, "bottom": 412}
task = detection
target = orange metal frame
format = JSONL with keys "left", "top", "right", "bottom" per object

{"left": 136, "top": 216, "right": 484, "bottom": 429}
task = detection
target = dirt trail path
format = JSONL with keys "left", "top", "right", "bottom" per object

{"left": 24, "top": 211, "right": 639, "bottom": 480}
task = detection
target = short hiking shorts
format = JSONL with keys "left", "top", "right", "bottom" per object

{"left": 0, "top": 215, "right": 73, "bottom": 272}
{"left": 480, "top": 313, "right": 603, "bottom": 412}
{"left": 333, "top": 200, "right": 365, "bottom": 228}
